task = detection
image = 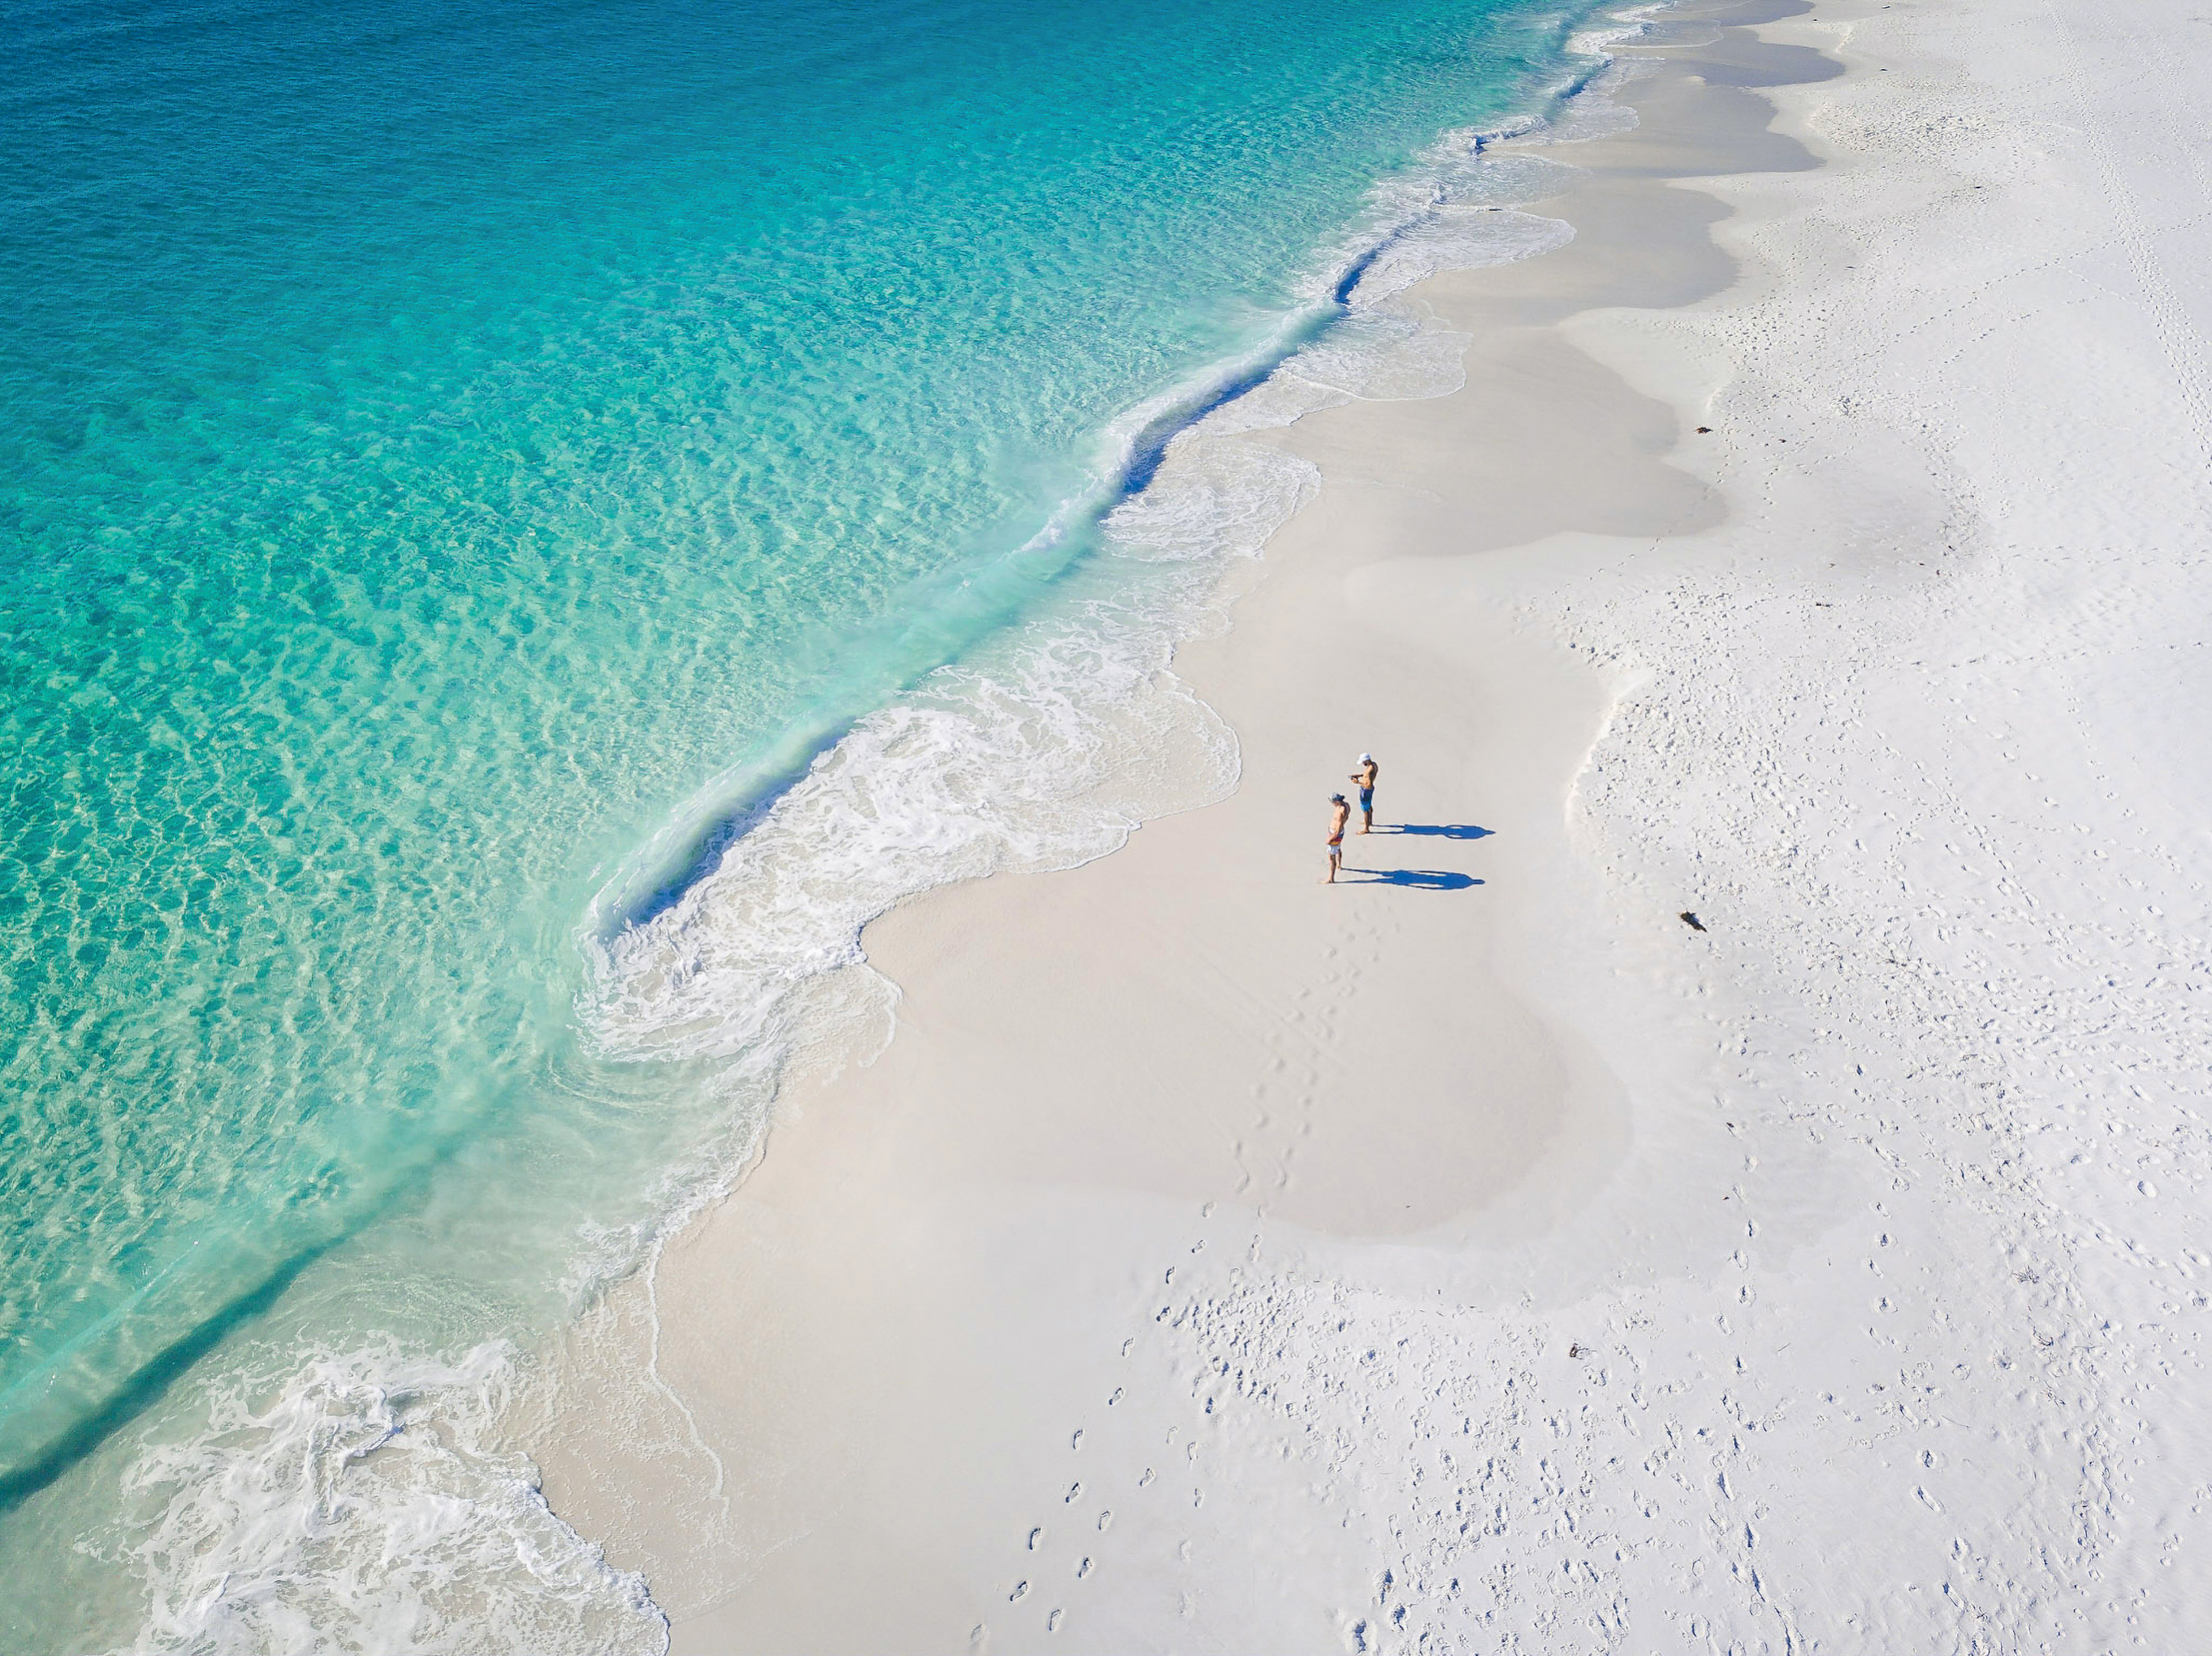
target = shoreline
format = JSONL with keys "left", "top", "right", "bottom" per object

{"left": 580, "top": 0, "right": 1633, "bottom": 953}
{"left": 536, "top": 4, "right": 1799, "bottom": 1640}
{"left": 0, "top": 12, "right": 1704, "bottom": 1651}
{"left": 541, "top": 0, "right": 2212, "bottom": 1647}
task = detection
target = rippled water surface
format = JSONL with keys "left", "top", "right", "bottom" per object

{"left": 0, "top": 0, "right": 1606, "bottom": 1643}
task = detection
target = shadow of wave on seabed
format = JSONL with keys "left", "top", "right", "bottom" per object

{"left": 597, "top": 300, "right": 1365, "bottom": 940}
{"left": 608, "top": 298, "right": 1343, "bottom": 936}
{"left": 0, "top": 1238, "right": 340, "bottom": 1511}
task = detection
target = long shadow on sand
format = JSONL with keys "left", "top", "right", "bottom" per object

{"left": 1378, "top": 823, "right": 1492, "bottom": 839}
{"left": 1342, "top": 867, "right": 1481, "bottom": 889}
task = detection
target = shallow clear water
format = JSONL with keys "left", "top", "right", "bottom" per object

{"left": 0, "top": 0, "right": 1612, "bottom": 1643}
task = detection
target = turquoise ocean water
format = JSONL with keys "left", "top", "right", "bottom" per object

{"left": 1, "top": 0, "right": 1619, "bottom": 1644}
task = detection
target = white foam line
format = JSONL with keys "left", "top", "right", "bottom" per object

{"left": 643, "top": 1234, "right": 729, "bottom": 1515}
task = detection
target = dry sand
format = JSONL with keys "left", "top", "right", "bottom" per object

{"left": 540, "top": 0, "right": 2212, "bottom": 1648}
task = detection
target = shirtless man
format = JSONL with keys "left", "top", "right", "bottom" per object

{"left": 1324, "top": 793, "right": 1350, "bottom": 882}
{"left": 1349, "top": 753, "right": 1378, "bottom": 833}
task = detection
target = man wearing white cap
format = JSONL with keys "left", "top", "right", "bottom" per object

{"left": 1348, "top": 753, "right": 1379, "bottom": 834}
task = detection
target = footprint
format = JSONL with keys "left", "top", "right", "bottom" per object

{"left": 1077, "top": 1557, "right": 1092, "bottom": 1580}
{"left": 1065, "top": 1482, "right": 1083, "bottom": 1503}
{"left": 1138, "top": 1469, "right": 1155, "bottom": 1488}
{"left": 1048, "top": 1609, "right": 1064, "bottom": 1633}
{"left": 1028, "top": 1527, "right": 1043, "bottom": 1551}
{"left": 1098, "top": 1511, "right": 1113, "bottom": 1532}
{"left": 1072, "top": 1429, "right": 1084, "bottom": 1451}
{"left": 1010, "top": 1581, "right": 1029, "bottom": 1603}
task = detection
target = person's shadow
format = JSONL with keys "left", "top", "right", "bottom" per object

{"left": 1378, "top": 823, "right": 1492, "bottom": 839}
{"left": 1346, "top": 867, "right": 1480, "bottom": 888}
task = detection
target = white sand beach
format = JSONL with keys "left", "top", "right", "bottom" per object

{"left": 539, "top": 0, "right": 2212, "bottom": 1647}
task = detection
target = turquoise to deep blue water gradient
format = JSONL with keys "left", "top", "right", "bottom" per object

{"left": 0, "top": 0, "right": 1601, "bottom": 1641}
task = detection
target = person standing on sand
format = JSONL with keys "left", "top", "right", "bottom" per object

{"left": 1349, "top": 753, "right": 1378, "bottom": 833}
{"left": 1324, "top": 793, "right": 1350, "bottom": 883}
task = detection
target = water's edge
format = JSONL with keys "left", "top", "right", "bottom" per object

{"left": 20, "top": 7, "right": 1668, "bottom": 1649}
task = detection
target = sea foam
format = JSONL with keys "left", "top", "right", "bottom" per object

{"left": 107, "top": 1343, "right": 662, "bottom": 1656}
